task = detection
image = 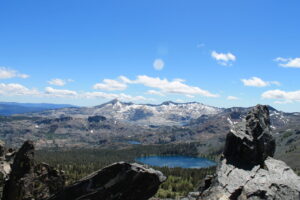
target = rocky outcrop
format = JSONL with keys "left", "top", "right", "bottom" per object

{"left": 1, "top": 141, "right": 165, "bottom": 200}
{"left": 199, "top": 105, "right": 300, "bottom": 200}
{"left": 48, "top": 162, "right": 166, "bottom": 200}
{"left": 223, "top": 105, "right": 276, "bottom": 169}
{"left": 2, "top": 141, "right": 65, "bottom": 200}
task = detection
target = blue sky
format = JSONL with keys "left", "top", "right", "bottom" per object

{"left": 0, "top": 0, "right": 300, "bottom": 111}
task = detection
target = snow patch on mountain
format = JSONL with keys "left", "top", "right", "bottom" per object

{"left": 23, "top": 99, "right": 223, "bottom": 126}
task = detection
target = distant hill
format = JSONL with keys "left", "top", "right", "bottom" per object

{"left": 0, "top": 102, "right": 77, "bottom": 116}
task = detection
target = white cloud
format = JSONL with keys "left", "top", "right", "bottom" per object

{"left": 212, "top": 51, "right": 236, "bottom": 61}
{"left": 84, "top": 92, "right": 147, "bottom": 101}
{"left": 274, "top": 57, "right": 300, "bottom": 68}
{"left": 0, "top": 81, "right": 149, "bottom": 102}
{"left": 211, "top": 51, "right": 236, "bottom": 66}
{"left": 119, "top": 75, "right": 132, "bottom": 84}
{"left": 241, "top": 77, "right": 280, "bottom": 87}
{"left": 262, "top": 89, "right": 300, "bottom": 103}
{"left": 274, "top": 57, "right": 289, "bottom": 62}
{"left": 146, "top": 90, "right": 165, "bottom": 96}
{"left": 125, "top": 75, "right": 218, "bottom": 97}
{"left": 241, "top": 77, "right": 268, "bottom": 87}
{"left": 48, "top": 78, "right": 70, "bottom": 86}
{"left": 93, "top": 79, "right": 127, "bottom": 91}
{"left": 153, "top": 59, "right": 164, "bottom": 70}
{"left": 45, "top": 87, "right": 77, "bottom": 97}
{"left": 262, "top": 89, "right": 300, "bottom": 100}
{"left": 0, "top": 83, "right": 39, "bottom": 96}
{"left": 0, "top": 67, "right": 29, "bottom": 79}
{"left": 0, "top": 83, "right": 78, "bottom": 98}
{"left": 227, "top": 96, "right": 239, "bottom": 100}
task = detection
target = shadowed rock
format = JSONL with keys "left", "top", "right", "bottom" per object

{"left": 2, "top": 141, "right": 65, "bottom": 200}
{"left": 47, "top": 162, "right": 166, "bottom": 200}
{"left": 199, "top": 105, "right": 300, "bottom": 200}
{"left": 2, "top": 141, "right": 35, "bottom": 200}
{"left": 223, "top": 105, "right": 275, "bottom": 169}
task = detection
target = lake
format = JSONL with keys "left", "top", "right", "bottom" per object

{"left": 127, "top": 140, "right": 141, "bottom": 145}
{"left": 135, "top": 155, "right": 216, "bottom": 168}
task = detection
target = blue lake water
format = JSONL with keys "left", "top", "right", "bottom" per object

{"left": 127, "top": 140, "right": 141, "bottom": 145}
{"left": 135, "top": 155, "right": 216, "bottom": 168}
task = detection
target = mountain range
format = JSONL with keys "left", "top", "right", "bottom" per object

{"left": 17, "top": 99, "right": 222, "bottom": 126}
{"left": 0, "top": 99, "right": 299, "bottom": 168}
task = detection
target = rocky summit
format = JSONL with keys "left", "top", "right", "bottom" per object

{"left": 199, "top": 105, "right": 300, "bottom": 200}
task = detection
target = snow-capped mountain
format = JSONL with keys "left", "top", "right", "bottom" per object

{"left": 21, "top": 99, "right": 223, "bottom": 125}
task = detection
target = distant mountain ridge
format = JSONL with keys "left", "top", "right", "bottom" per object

{"left": 0, "top": 102, "right": 77, "bottom": 116}
{"left": 21, "top": 99, "right": 223, "bottom": 126}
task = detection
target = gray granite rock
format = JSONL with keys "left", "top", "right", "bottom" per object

{"left": 199, "top": 105, "right": 300, "bottom": 200}
{"left": 200, "top": 157, "right": 300, "bottom": 200}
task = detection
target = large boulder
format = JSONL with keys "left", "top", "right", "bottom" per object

{"left": 199, "top": 105, "right": 300, "bottom": 200}
{"left": 47, "top": 162, "right": 166, "bottom": 200}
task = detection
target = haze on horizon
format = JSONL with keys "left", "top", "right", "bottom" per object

{"left": 0, "top": 0, "right": 300, "bottom": 112}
